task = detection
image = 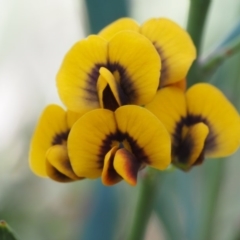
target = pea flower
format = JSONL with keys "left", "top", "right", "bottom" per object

{"left": 29, "top": 104, "right": 84, "bottom": 182}
{"left": 57, "top": 31, "right": 161, "bottom": 113}
{"left": 67, "top": 105, "right": 171, "bottom": 186}
{"left": 99, "top": 17, "right": 196, "bottom": 88}
{"left": 145, "top": 83, "right": 240, "bottom": 171}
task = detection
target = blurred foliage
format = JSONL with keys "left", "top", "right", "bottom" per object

{"left": 0, "top": 220, "right": 18, "bottom": 240}
{"left": 84, "top": 0, "right": 129, "bottom": 34}
{"left": 80, "top": 182, "right": 119, "bottom": 240}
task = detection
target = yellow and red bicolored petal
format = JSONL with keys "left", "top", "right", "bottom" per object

{"left": 173, "top": 123, "right": 209, "bottom": 170}
{"left": 113, "top": 148, "right": 140, "bottom": 186}
{"left": 102, "top": 146, "right": 122, "bottom": 186}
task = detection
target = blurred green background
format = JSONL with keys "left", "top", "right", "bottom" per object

{"left": 1, "top": 0, "right": 240, "bottom": 239}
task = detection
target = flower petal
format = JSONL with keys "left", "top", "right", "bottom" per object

{"left": 113, "top": 148, "right": 140, "bottom": 186}
{"left": 115, "top": 105, "right": 171, "bottom": 170}
{"left": 57, "top": 35, "right": 108, "bottom": 112}
{"left": 68, "top": 109, "right": 117, "bottom": 178}
{"left": 98, "top": 18, "right": 139, "bottom": 41}
{"left": 102, "top": 146, "right": 122, "bottom": 186}
{"left": 174, "top": 123, "right": 209, "bottom": 170}
{"left": 29, "top": 104, "right": 68, "bottom": 177}
{"left": 108, "top": 31, "right": 161, "bottom": 105}
{"left": 97, "top": 67, "right": 125, "bottom": 110}
{"left": 140, "top": 18, "right": 196, "bottom": 87}
{"left": 145, "top": 87, "right": 187, "bottom": 138}
{"left": 46, "top": 145, "right": 83, "bottom": 182}
{"left": 186, "top": 83, "right": 240, "bottom": 157}
{"left": 166, "top": 78, "right": 186, "bottom": 91}
{"left": 46, "top": 160, "right": 73, "bottom": 183}
{"left": 67, "top": 110, "right": 88, "bottom": 128}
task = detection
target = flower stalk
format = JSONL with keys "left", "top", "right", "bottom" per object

{"left": 127, "top": 168, "right": 160, "bottom": 240}
{"left": 200, "top": 160, "right": 226, "bottom": 240}
{"left": 187, "top": 0, "right": 212, "bottom": 86}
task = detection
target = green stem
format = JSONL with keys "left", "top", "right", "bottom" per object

{"left": 200, "top": 35, "right": 240, "bottom": 75}
{"left": 186, "top": 0, "right": 212, "bottom": 86}
{"left": 200, "top": 160, "right": 226, "bottom": 240}
{"left": 127, "top": 168, "right": 160, "bottom": 240}
{"left": 187, "top": 0, "right": 211, "bottom": 52}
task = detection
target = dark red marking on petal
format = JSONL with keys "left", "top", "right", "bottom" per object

{"left": 102, "top": 85, "right": 120, "bottom": 111}
{"left": 107, "top": 62, "right": 137, "bottom": 103}
{"left": 98, "top": 132, "right": 149, "bottom": 169}
{"left": 84, "top": 63, "right": 106, "bottom": 103}
{"left": 52, "top": 130, "right": 70, "bottom": 145}
{"left": 46, "top": 154, "right": 84, "bottom": 182}
{"left": 152, "top": 42, "right": 168, "bottom": 89}
{"left": 87, "top": 62, "right": 136, "bottom": 106}
{"left": 102, "top": 147, "right": 122, "bottom": 186}
{"left": 171, "top": 114, "right": 217, "bottom": 171}
{"left": 46, "top": 161, "right": 74, "bottom": 183}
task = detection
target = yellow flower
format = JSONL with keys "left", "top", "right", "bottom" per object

{"left": 67, "top": 105, "right": 171, "bottom": 186}
{"left": 145, "top": 83, "right": 240, "bottom": 171}
{"left": 99, "top": 17, "right": 196, "bottom": 89}
{"left": 29, "top": 104, "right": 84, "bottom": 182}
{"left": 57, "top": 31, "right": 161, "bottom": 113}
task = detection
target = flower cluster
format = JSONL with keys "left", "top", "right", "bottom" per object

{"left": 29, "top": 18, "right": 240, "bottom": 185}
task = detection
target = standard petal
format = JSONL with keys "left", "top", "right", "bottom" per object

{"left": 46, "top": 145, "right": 83, "bottom": 182}
{"left": 102, "top": 146, "right": 122, "bottom": 186}
{"left": 115, "top": 105, "right": 171, "bottom": 170}
{"left": 29, "top": 104, "right": 68, "bottom": 177}
{"left": 140, "top": 18, "right": 196, "bottom": 87}
{"left": 186, "top": 83, "right": 240, "bottom": 157}
{"left": 145, "top": 87, "right": 187, "bottom": 138}
{"left": 98, "top": 18, "right": 139, "bottom": 41}
{"left": 57, "top": 35, "right": 108, "bottom": 112}
{"left": 68, "top": 109, "right": 117, "bottom": 178}
{"left": 108, "top": 31, "right": 161, "bottom": 105}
